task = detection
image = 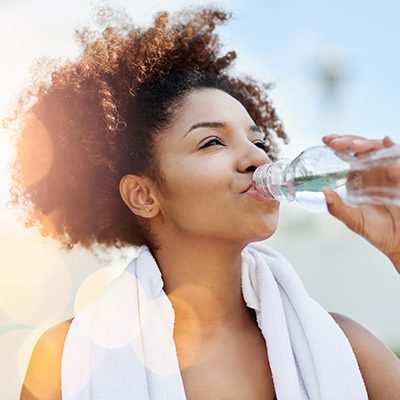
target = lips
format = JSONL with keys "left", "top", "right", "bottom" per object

{"left": 242, "top": 183, "right": 254, "bottom": 193}
{"left": 244, "top": 187, "right": 275, "bottom": 201}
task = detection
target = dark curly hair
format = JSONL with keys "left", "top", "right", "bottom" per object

{"left": 4, "top": 6, "right": 288, "bottom": 254}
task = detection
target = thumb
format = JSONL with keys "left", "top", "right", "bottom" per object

{"left": 322, "top": 188, "right": 363, "bottom": 234}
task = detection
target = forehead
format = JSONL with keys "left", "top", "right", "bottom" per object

{"left": 172, "top": 88, "right": 254, "bottom": 128}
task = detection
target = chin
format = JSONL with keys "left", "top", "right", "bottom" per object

{"left": 253, "top": 216, "right": 279, "bottom": 241}
{"left": 255, "top": 228, "right": 277, "bottom": 242}
{"left": 237, "top": 205, "right": 278, "bottom": 233}
{"left": 240, "top": 222, "right": 278, "bottom": 245}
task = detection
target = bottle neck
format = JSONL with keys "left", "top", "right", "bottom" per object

{"left": 253, "top": 158, "right": 294, "bottom": 202}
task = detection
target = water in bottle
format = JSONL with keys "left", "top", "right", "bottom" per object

{"left": 252, "top": 144, "right": 400, "bottom": 213}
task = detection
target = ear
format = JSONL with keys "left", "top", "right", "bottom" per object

{"left": 119, "top": 174, "right": 160, "bottom": 218}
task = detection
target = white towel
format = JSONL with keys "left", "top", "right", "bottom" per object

{"left": 61, "top": 242, "right": 368, "bottom": 400}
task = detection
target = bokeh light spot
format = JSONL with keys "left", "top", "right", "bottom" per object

{"left": 0, "top": 328, "right": 32, "bottom": 399}
{"left": 17, "top": 112, "right": 54, "bottom": 188}
{"left": 0, "top": 241, "right": 71, "bottom": 325}
{"left": 74, "top": 265, "right": 125, "bottom": 314}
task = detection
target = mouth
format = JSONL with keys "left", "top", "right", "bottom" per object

{"left": 241, "top": 182, "right": 254, "bottom": 193}
{"left": 243, "top": 186, "right": 276, "bottom": 201}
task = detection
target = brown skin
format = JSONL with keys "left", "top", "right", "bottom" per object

{"left": 120, "top": 87, "right": 280, "bottom": 398}
{"left": 20, "top": 314, "right": 400, "bottom": 399}
{"left": 322, "top": 134, "right": 400, "bottom": 273}
{"left": 20, "top": 319, "right": 72, "bottom": 400}
{"left": 20, "top": 95, "right": 400, "bottom": 399}
{"left": 119, "top": 88, "right": 280, "bottom": 338}
{"left": 330, "top": 312, "right": 400, "bottom": 400}
{"left": 7, "top": 9, "right": 288, "bottom": 253}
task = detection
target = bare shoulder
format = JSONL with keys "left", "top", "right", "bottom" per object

{"left": 20, "top": 318, "right": 73, "bottom": 400}
{"left": 329, "top": 311, "right": 400, "bottom": 400}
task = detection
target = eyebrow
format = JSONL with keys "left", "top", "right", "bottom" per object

{"left": 183, "top": 121, "right": 265, "bottom": 138}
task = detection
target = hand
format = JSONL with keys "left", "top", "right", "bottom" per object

{"left": 321, "top": 134, "right": 400, "bottom": 273}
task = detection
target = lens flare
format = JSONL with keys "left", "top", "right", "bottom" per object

{"left": 74, "top": 265, "right": 126, "bottom": 313}
{"left": 16, "top": 112, "right": 54, "bottom": 188}
{"left": 0, "top": 328, "right": 31, "bottom": 400}
{"left": 0, "top": 240, "right": 72, "bottom": 326}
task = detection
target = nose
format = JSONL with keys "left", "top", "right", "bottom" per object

{"left": 238, "top": 141, "right": 272, "bottom": 174}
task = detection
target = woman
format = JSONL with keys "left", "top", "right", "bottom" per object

{"left": 7, "top": 6, "right": 399, "bottom": 400}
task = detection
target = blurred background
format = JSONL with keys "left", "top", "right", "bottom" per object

{"left": 1, "top": 0, "right": 399, "bottom": 397}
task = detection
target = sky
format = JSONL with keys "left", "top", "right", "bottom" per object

{"left": 1, "top": 0, "right": 400, "bottom": 140}
{"left": 230, "top": 0, "right": 400, "bottom": 141}
{"left": 1, "top": 0, "right": 400, "bottom": 201}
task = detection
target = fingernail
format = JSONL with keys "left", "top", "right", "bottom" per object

{"left": 383, "top": 136, "right": 396, "bottom": 146}
{"left": 323, "top": 134, "right": 339, "bottom": 139}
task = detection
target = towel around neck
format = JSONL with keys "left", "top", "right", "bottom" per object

{"left": 61, "top": 242, "right": 368, "bottom": 400}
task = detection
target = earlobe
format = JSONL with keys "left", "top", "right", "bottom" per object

{"left": 119, "top": 175, "right": 158, "bottom": 218}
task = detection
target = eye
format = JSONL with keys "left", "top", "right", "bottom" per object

{"left": 200, "top": 137, "right": 224, "bottom": 149}
{"left": 199, "top": 138, "right": 271, "bottom": 152}
{"left": 253, "top": 141, "right": 270, "bottom": 151}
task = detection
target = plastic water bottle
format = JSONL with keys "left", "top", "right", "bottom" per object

{"left": 252, "top": 144, "right": 400, "bottom": 213}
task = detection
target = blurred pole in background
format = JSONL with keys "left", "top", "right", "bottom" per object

{"left": 315, "top": 49, "right": 350, "bottom": 134}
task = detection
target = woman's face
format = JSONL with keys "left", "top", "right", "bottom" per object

{"left": 153, "top": 88, "right": 280, "bottom": 245}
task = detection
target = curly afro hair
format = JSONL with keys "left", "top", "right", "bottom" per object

{"left": 4, "top": 6, "right": 288, "bottom": 254}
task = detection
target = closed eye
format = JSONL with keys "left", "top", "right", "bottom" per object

{"left": 200, "top": 137, "right": 270, "bottom": 152}
{"left": 200, "top": 137, "right": 224, "bottom": 148}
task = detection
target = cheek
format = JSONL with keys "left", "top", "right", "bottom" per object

{"left": 173, "top": 187, "right": 223, "bottom": 223}
{"left": 164, "top": 156, "right": 232, "bottom": 206}
{"left": 160, "top": 178, "right": 231, "bottom": 235}
{"left": 159, "top": 155, "right": 279, "bottom": 237}
{"left": 167, "top": 187, "right": 279, "bottom": 241}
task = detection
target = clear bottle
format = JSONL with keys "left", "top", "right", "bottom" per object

{"left": 252, "top": 144, "right": 400, "bottom": 213}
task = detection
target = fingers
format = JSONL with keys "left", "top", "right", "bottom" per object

{"left": 322, "top": 134, "right": 340, "bottom": 144}
{"left": 383, "top": 135, "right": 396, "bottom": 147}
{"left": 322, "top": 134, "right": 395, "bottom": 155}
{"left": 322, "top": 188, "right": 363, "bottom": 234}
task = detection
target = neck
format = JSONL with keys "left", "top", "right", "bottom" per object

{"left": 151, "top": 236, "right": 256, "bottom": 338}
